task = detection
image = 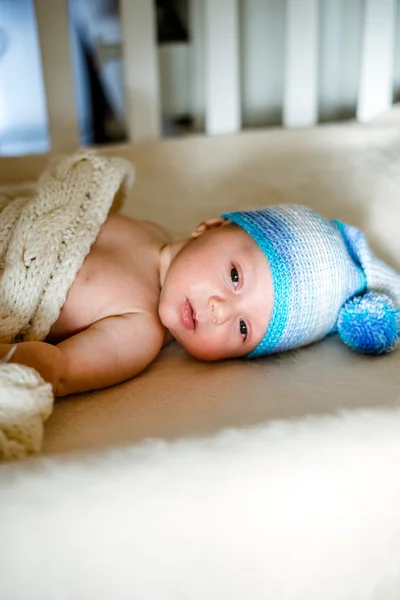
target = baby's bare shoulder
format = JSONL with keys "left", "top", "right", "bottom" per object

{"left": 101, "top": 213, "right": 171, "bottom": 246}
{"left": 48, "top": 214, "right": 167, "bottom": 343}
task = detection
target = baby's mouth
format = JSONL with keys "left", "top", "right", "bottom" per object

{"left": 181, "top": 298, "right": 196, "bottom": 331}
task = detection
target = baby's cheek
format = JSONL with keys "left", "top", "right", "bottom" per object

{"left": 183, "top": 332, "right": 232, "bottom": 362}
{"left": 158, "top": 294, "right": 177, "bottom": 330}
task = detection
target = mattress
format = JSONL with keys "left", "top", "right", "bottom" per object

{"left": 1, "top": 117, "right": 399, "bottom": 455}
{"left": 1, "top": 117, "right": 400, "bottom": 599}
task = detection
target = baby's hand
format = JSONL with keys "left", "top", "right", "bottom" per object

{"left": 0, "top": 342, "right": 62, "bottom": 393}
{"left": 1, "top": 344, "right": 17, "bottom": 363}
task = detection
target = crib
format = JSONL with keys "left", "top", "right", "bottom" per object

{"left": 1, "top": 3, "right": 400, "bottom": 600}
{"left": 1, "top": 0, "right": 400, "bottom": 154}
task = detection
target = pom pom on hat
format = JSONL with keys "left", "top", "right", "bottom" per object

{"left": 337, "top": 292, "right": 400, "bottom": 355}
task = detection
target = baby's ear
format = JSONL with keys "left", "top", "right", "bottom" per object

{"left": 191, "top": 217, "right": 231, "bottom": 238}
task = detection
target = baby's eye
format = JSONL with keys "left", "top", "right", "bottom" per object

{"left": 231, "top": 265, "right": 239, "bottom": 288}
{"left": 239, "top": 319, "right": 247, "bottom": 341}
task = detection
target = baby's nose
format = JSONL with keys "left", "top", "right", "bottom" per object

{"left": 209, "top": 296, "right": 232, "bottom": 325}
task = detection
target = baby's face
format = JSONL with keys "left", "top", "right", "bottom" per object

{"left": 159, "top": 224, "right": 274, "bottom": 360}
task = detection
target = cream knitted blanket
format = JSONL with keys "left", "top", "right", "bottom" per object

{"left": 0, "top": 150, "right": 134, "bottom": 460}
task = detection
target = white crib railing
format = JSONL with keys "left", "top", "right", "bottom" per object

{"left": 24, "top": 0, "right": 400, "bottom": 152}
{"left": 34, "top": 0, "right": 79, "bottom": 151}
{"left": 357, "top": 0, "right": 397, "bottom": 122}
{"left": 283, "top": 0, "right": 319, "bottom": 128}
{"left": 119, "top": 0, "right": 161, "bottom": 141}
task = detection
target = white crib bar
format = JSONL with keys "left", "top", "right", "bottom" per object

{"left": 204, "top": 0, "right": 241, "bottom": 135}
{"left": 318, "top": 0, "right": 345, "bottom": 121}
{"left": 241, "top": 0, "right": 286, "bottom": 127}
{"left": 283, "top": 0, "right": 318, "bottom": 128}
{"left": 357, "top": 0, "right": 396, "bottom": 123}
{"left": 120, "top": 0, "right": 161, "bottom": 141}
{"left": 34, "top": 0, "right": 80, "bottom": 152}
{"left": 189, "top": 0, "right": 206, "bottom": 132}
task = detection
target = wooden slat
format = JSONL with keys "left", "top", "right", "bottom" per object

{"left": 339, "top": 0, "right": 364, "bottom": 118}
{"left": 159, "top": 44, "right": 190, "bottom": 118}
{"left": 318, "top": 0, "right": 344, "bottom": 121}
{"left": 357, "top": 0, "right": 396, "bottom": 122}
{"left": 283, "top": 0, "right": 319, "bottom": 128}
{"left": 189, "top": 0, "right": 206, "bottom": 131}
{"left": 34, "top": 0, "right": 80, "bottom": 151}
{"left": 318, "top": 0, "right": 364, "bottom": 121}
{"left": 204, "top": 0, "right": 240, "bottom": 135}
{"left": 241, "top": 0, "right": 285, "bottom": 127}
{"left": 120, "top": 0, "right": 161, "bottom": 141}
{"left": 393, "top": 0, "right": 400, "bottom": 100}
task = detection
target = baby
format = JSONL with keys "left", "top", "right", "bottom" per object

{"left": 1, "top": 155, "right": 399, "bottom": 396}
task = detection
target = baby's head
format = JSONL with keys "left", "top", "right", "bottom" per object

{"left": 159, "top": 205, "right": 400, "bottom": 360}
{"left": 159, "top": 216, "right": 274, "bottom": 360}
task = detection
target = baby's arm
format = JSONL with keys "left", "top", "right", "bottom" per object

{"left": 55, "top": 313, "right": 164, "bottom": 396}
{"left": 1, "top": 313, "right": 164, "bottom": 397}
{"left": 0, "top": 341, "right": 62, "bottom": 388}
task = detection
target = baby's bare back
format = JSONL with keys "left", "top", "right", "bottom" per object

{"left": 47, "top": 213, "right": 168, "bottom": 343}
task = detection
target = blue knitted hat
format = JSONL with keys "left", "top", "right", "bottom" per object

{"left": 222, "top": 205, "right": 400, "bottom": 357}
